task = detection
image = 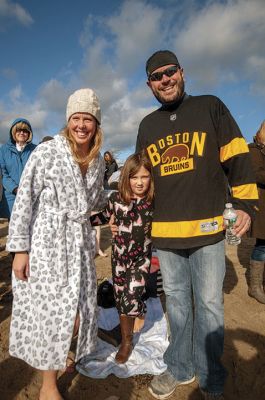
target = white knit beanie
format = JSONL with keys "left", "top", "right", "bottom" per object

{"left": 66, "top": 88, "right": 101, "bottom": 124}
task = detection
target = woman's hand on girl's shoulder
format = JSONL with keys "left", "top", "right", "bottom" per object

{"left": 13, "top": 252, "right": 30, "bottom": 281}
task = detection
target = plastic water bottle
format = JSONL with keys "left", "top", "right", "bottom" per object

{"left": 223, "top": 203, "right": 241, "bottom": 245}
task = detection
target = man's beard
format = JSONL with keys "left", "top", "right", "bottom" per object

{"left": 154, "top": 78, "right": 185, "bottom": 105}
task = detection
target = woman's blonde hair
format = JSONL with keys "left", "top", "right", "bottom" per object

{"left": 256, "top": 120, "right": 265, "bottom": 145}
{"left": 11, "top": 121, "right": 32, "bottom": 143}
{"left": 61, "top": 122, "right": 102, "bottom": 165}
{"left": 118, "top": 150, "right": 154, "bottom": 205}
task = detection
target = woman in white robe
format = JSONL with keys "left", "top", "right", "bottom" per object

{"left": 6, "top": 88, "right": 107, "bottom": 400}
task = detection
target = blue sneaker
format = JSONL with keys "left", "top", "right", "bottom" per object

{"left": 148, "top": 369, "right": 195, "bottom": 399}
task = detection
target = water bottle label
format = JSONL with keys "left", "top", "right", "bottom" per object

{"left": 224, "top": 217, "right": 236, "bottom": 228}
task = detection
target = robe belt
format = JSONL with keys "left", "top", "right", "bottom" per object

{"left": 42, "top": 207, "right": 90, "bottom": 286}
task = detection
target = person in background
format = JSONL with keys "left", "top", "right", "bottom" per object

{"left": 136, "top": 50, "right": 258, "bottom": 400}
{"left": 91, "top": 150, "right": 154, "bottom": 364}
{"left": 0, "top": 170, "right": 3, "bottom": 203}
{"left": 108, "top": 165, "right": 123, "bottom": 190}
{"left": 248, "top": 120, "right": 265, "bottom": 303}
{"left": 0, "top": 118, "right": 36, "bottom": 219}
{"left": 40, "top": 135, "right": 54, "bottom": 143}
{"left": 6, "top": 88, "right": 107, "bottom": 400}
{"left": 104, "top": 150, "right": 118, "bottom": 189}
{"left": 101, "top": 151, "right": 119, "bottom": 256}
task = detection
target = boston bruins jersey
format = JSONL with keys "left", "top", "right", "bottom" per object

{"left": 136, "top": 94, "right": 258, "bottom": 249}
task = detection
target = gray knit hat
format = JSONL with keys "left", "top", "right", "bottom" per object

{"left": 66, "top": 88, "right": 101, "bottom": 124}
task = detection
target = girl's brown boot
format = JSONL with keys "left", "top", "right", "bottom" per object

{"left": 115, "top": 315, "right": 135, "bottom": 364}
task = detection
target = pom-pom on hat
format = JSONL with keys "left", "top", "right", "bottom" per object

{"left": 66, "top": 88, "right": 101, "bottom": 124}
{"left": 146, "top": 50, "right": 180, "bottom": 77}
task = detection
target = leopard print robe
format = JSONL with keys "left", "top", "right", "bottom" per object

{"left": 6, "top": 135, "right": 106, "bottom": 370}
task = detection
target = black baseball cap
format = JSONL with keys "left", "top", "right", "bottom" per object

{"left": 146, "top": 50, "right": 180, "bottom": 77}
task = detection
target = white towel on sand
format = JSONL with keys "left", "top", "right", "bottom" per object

{"left": 77, "top": 297, "right": 168, "bottom": 378}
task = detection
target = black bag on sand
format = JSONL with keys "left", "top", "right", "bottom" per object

{"left": 97, "top": 280, "right": 116, "bottom": 309}
{"left": 97, "top": 280, "right": 121, "bottom": 346}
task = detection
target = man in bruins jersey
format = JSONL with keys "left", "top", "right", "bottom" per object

{"left": 136, "top": 50, "right": 258, "bottom": 400}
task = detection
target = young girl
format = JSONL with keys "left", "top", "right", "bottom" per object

{"left": 92, "top": 150, "right": 154, "bottom": 364}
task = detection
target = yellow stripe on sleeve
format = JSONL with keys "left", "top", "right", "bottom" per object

{"left": 231, "top": 183, "right": 259, "bottom": 200}
{"left": 220, "top": 137, "right": 249, "bottom": 162}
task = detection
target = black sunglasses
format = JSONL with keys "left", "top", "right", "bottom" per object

{"left": 16, "top": 128, "right": 30, "bottom": 134}
{"left": 148, "top": 65, "right": 180, "bottom": 82}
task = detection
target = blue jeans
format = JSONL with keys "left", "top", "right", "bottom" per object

{"left": 251, "top": 239, "right": 265, "bottom": 261}
{"left": 157, "top": 240, "right": 227, "bottom": 394}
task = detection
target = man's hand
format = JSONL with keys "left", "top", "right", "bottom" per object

{"left": 233, "top": 210, "right": 251, "bottom": 237}
{"left": 13, "top": 252, "right": 30, "bottom": 281}
{"left": 109, "top": 214, "right": 118, "bottom": 236}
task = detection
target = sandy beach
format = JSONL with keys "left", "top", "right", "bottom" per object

{"left": 1, "top": 220, "right": 265, "bottom": 400}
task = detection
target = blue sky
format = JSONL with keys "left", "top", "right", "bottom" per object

{"left": 0, "top": 0, "right": 264, "bottom": 161}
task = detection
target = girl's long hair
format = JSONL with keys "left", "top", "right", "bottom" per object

{"left": 60, "top": 123, "right": 102, "bottom": 165}
{"left": 118, "top": 149, "right": 154, "bottom": 204}
{"left": 104, "top": 151, "right": 116, "bottom": 164}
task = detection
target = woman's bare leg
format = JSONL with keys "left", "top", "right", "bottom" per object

{"left": 73, "top": 312, "right": 80, "bottom": 338}
{"left": 95, "top": 226, "right": 108, "bottom": 257}
{"left": 39, "top": 370, "right": 63, "bottom": 400}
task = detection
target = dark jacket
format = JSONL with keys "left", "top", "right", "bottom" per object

{"left": 0, "top": 118, "right": 36, "bottom": 218}
{"left": 249, "top": 140, "right": 265, "bottom": 239}
{"left": 0, "top": 171, "right": 2, "bottom": 202}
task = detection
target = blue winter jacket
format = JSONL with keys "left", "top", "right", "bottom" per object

{"left": 0, "top": 118, "right": 36, "bottom": 219}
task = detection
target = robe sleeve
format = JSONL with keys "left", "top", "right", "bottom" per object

{"left": 93, "top": 189, "right": 110, "bottom": 211}
{"left": 6, "top": 147, "right": 46, "bottom": 252}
